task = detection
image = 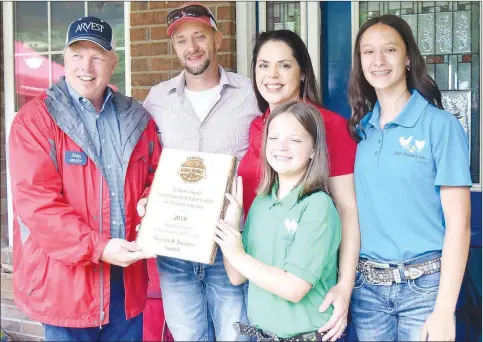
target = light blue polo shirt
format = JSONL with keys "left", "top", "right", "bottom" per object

{"left": 355, "top": 90, "right": 472, "bottom": 262}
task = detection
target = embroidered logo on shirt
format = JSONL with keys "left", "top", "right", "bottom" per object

{"left": 399, "top": 136, "right": 426, "bottom": 153}
{"left": 284, "top": 219, "right": 298, "bottom": 234}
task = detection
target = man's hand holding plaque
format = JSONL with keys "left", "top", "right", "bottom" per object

{"left": 136, "top": 148, "right": 236, "bottom": 264}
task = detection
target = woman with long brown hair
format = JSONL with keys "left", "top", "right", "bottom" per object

{"left": 237, "top": 30, "right": 359, "bottom": 341}
{"left": 348, "top": 14, "right": 471, "bottom": 341}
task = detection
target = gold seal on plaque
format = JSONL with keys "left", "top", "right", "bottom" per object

{"left": 179, "top": 157, "right": 206, "bottom": 183}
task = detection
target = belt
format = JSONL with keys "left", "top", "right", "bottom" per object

{"left": 233, "top": 322, "right": 325, "bottom": 342}
{"left": 357, "top": 257, "right": 441, "bottom": 285}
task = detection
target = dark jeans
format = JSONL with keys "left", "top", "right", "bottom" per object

{"left": 44, "top": 266, "right": 143, "bottom": 341}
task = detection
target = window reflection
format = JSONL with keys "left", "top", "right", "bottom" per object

{"left": 88, "top": 2, "right": 125, "bottom": 47}
{"left": 14, "top": 1, "right": 125, "bottom": 111}
{"left": 51, "top": 2, "right": 84, "bottom": 52}
{"left": 14, "top": 2, "right": 48, "bottom": 53}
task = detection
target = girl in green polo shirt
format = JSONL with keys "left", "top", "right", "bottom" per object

{"left": 214, "top": 101, "right": 342, "bottom": 341}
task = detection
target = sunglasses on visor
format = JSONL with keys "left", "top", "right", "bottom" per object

{"left": 167, "top": 5, "right": 216, "bottom": 27}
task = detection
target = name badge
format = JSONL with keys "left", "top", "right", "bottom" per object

{"left": 65, "top": 151, "right": 88, "bottom": 166}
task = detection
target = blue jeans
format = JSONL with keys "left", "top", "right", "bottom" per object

{"left": 157, "top": 248, "right": 249, "bottom": 341}
{"left": 350, "top": 251, "right": 442, "bottom": 341}
{"left": 44, "top": 267, "right": 143, "bottom": 341}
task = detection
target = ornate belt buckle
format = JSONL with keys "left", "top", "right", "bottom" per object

{"left": 257, "top": 330, "right": 280, "bottom": 341}
{"left": 361, "top": 260, "right": 392, "bottom": 285}
{"left": 404, "top": 266, "right": 424, "bottom": 280}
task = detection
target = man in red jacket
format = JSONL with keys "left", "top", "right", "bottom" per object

{"left": 8, "top": 16, "right": 161, "bottom": 341}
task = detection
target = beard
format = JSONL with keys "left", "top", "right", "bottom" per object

{"left": 184, "top": 58, "right": 211, "bottom": 76}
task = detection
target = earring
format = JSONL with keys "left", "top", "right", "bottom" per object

{"left": 406, "top": 63, "right": 410, "bottom": 71}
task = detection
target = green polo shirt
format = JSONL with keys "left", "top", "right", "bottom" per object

{"left": 242, "top": 184, "right": 341, "bottom": 338}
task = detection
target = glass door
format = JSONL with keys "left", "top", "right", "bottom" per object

{"left": 257, "top": 1, "right": 321, "bottom": 92}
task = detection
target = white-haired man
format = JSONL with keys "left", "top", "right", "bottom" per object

{"left": 9, "top": 16, "right": 161, "bottom": 341}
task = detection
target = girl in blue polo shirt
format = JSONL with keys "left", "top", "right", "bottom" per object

{"left": 348, "top": 14, "right": 472, "bottom": 341}
{"left": 214, "top": 101, "right": 341, "bottom": 341}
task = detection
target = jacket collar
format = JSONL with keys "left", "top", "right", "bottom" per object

{"left": 45, "top": 77, "right": 150, "bottom": 173}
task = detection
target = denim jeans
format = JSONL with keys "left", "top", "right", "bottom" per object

{"left": 157, "top": 248, "right": 249, "bottom": 341}
{"left": 350, "top": 251, "right": 442, "bottom": 341}
{"left": 44, "top": 267, "right": 143, "bottom": 341}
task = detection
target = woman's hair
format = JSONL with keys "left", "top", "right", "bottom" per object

{"left": 257, "top": 101, "right": 331, "bottom": 199}
{"left": 348, "top": 14, "right": 443, "bottom": 141}
{"left": 251, "top": 30, "right": 322, "bottom": 113}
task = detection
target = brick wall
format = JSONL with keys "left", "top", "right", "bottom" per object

{"left": 130, "top": 1, "right": 237, "bottom": 102}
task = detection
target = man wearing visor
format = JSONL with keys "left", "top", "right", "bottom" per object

{"left": 142, "top": 3, "right": 260, "bottom": 341}
{"left": 9, "top": 16, "right": 161, "bottom": 341}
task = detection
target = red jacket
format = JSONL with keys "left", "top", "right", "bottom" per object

{"left": 9, "top": 79, "right": 162, "bottom": 328}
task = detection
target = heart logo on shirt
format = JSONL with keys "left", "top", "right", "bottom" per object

{"left": 399, "top": 136, "right": 426, "bottom": 153}
{"left": 415, "top": 140, "right": 426, "bottom": 152}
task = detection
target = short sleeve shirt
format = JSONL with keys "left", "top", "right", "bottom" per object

{"left": 238, "top": 104, "right": 356, "bottom": 212}
{"left": 355, "top": 90, "right": 472, "bottom": 262}
{"left": 242, "top": 185, "right": 341, "bottom": 338}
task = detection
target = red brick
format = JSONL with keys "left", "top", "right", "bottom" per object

{"left": 170, "top": 57, "right": 183, "bottom": 71}
{"left": 130, "top": 28, "right": 148, "bottom": 42}
{"left": 131, "top": 1, "right": 149, "bottom": 11}
{"left": 21, "top": 321, "right": 43, "bottom": 337}
{"left": 217, "top": 21, "right": 236, "bottom": 36}
{"left": 150, "top": 26, "right": 170, "bottom": 40}
{"left": 150, "top": 57, "right": 171, "bottom": 71}
{"left": 132, "top": 73, "right": 170, "bottom": 87}
{"left": 131, "top": 42, "right": 169, "bottom": 57}
{"left": 149, "top": 1, "right": 183, "bottom": 10}
{"left": 131, "top": 58, "right": 149, "bottom": 72}
{"left": 220, "top": 37, "right": 235, "bottom": 52}
{"left": 132, "top": 88, "right": 150, "bottom": 102}
{"left": 220, "top": 53, "right": 236, "bottom": 70}
{"left": 169, "top": 70, "right": 181, "bottom": 78}
{"left": 130, "top": 11, "right": 167, "bottom": 26}
{"left": 216, "top": 5, "right": 235, "bottom": 20}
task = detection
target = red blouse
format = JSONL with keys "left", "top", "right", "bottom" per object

{"left": 237, "top": 104, "right": 357, "bottom": 212}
